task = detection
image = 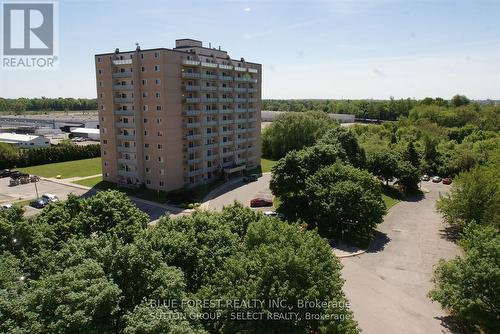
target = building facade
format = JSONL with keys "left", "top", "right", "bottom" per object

{"left": 95, "top": 39, "right": 261, "bottom": 191}
{"left": 0, "top": 133, "right": 50, "bottom": 148}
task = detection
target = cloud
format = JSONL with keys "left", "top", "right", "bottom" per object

{"left": 243, "top": 7, "right": 251, "bottom": 12}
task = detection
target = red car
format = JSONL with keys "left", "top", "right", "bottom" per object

{"left": 442, "top": 178, "right": 452, "bottom": 185}
{"left": 250, "top": 197, "right": 273, "bottom": 207}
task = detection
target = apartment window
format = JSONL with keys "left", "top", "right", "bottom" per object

{"left": 98, "top": 69, "right": 102, "bottom": 75}
{"left": 155, "top": 92, "right": 160, "bottom": 98}
{"left": 142, "top": 105, "right": 148, "bottom": 111}
{"left": 154, "top": 52, "right": 159, "bottom": 58}
{"left": 103, "top": 139, "right": 108, "bottom": 144}
{"left": 141, "top": 66, "right": 145, "bottom": 72}
{"left": 103, "top": 150, "right": 107, "bottom": 156}
{"left": 160, "top": 169, "right": 165, "bottom": 175}
{"left": 142, "top": 79, "right": 147, "bottom": 85}
{"left": 142, "top": 92, "right": 148, "bottom": 98}
{"left": 144, "top": 143, "right": 150, "bottom": 148}
{"left": 145, "top": 155, "right": 150, "bottom": 161}
{"left": 143, "top": 118, "right": 148, "bottom": 123}
{"left": 155, "top": 79, "right": 161, "bottom": 85}
{"left": 156, "top": 105, "right": 162, "bottom": 111}
{"left": 157, "top": 118, "right": 162, "bottom": 124}
{"left": 144, "top": 130, "right": 148, "bottom": 136}
{"left": 97, "top": 57, "right": 101, "bottom": 62}
{"left": 158, "top": 144, "right": 163, "bottom": 149}
{"left": 146, "top": 179, "right": 151, "bottom": 184}
{"left": 159, "top": 181, "right": 165, "bottom": 187}
{"left": 158, "top": 156, "right": 164, "bottom": 162}
{"left": 99, "top": 81, "right": 102, "bottom": 87}
{"left": 104, "top": 161, "right": 109, "bottom": 166}
{"left": 157, "top": 131, "right": 163, "bottom": 137}
{"left": 100, "top": 93, "right": 104, "bottom": 98}
{"left": 141, "top": 54, "right": 144, "bottom": 59}
{"left": 154, "top": 65, "right": 160, "bottom": 71}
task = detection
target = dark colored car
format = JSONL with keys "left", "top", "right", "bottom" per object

{"left": 0, "top": 169, "right": 15, "bottom": 178}
{"left": 432, "top": 176, "right": 442, "bottom": 183}
{"left": 250, "top": 197, "right": 273, "bottom": 207}
{"left": 30, "top": 198, "right": 49, "bottom": 209}
{"left": 442, "top": 178, "right": 452, "bottom": 185}
{"left": 243, "top": 174, "right": 258, "bottom": 183}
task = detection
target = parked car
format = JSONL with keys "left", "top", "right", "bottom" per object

{"left": 9, "top": 178, "right": 20, "bottom": 187}
{"left": 421, "top": 174, "right": 430, "bottom": 181}
{"left": 30, "top": 175, "right": 40, "bottom": 183}
{"left": 263, "top": 211, "right": 285, "bottom": 220}
{"left": 250, "top": 197, "right": 273, "bottom": 207}
{"left": 243, "top": 174, "right": 258, "bottom": 183}
{"left": 42, "top": 193, "right": 59, "bottom": 202}
{"left": 442, "top": 178, "right": 452, "bottom": 185}
{"left": 0, "top": 169, "right": 11, "bottom": 178}
{"left": 432, "top": 176, "right": 442, "bottom": 183}
{"left": 1, "top": 203, "right": 13, "bottom": 210}
{"left": 30, "top": 198, "right": 49, "bottom": 209}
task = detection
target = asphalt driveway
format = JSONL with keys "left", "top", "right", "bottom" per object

{"left": 340, "top": 181, "right": 461, "bottom": 334}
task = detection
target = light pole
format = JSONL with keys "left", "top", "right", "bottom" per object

{"left": 34, "top": 179, "right": 39, "bottom": 199}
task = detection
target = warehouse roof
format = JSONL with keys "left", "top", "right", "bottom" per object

{"left": 70, "top": 127, "right": 100, "bottom": 134}
{"left": 0, "top": 133, "right": 42, "bottom": 143}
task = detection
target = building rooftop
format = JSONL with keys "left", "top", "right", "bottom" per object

{"left": 70, "top": 127, "right": 100, "bottom": 134}
{"left": 0, "top": 133, "right": 42, "bottom": 142}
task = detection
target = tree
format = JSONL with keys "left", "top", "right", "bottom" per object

{"left": 429, "top": 224, "right": 500, "bottom": 333}
{"left": 262, "top": 111, "right": 336, "bottom": 159}
{"left": 319, "top": 127, "right": 366, "bottom": 168}
{"left": 304, "top": 163, "right": 386, "bottom": 244}
{"left": 395, "top": 160, "right": 420, "bottom": 191}
{"left": 403, "top": 141, "right": 421, "bottom": 172}
{"left": 367, "top": 147, "right": 399, "bottom": 185}
{"left": 198, "top": 218, "right": 359, "bottom": 334}
{"left": 270, "top": 144, "right": 347, "bottom": 220}
{"left": 450, "top": 94, "right": 470, "bottom": 108}
{"left": 437, "top": 163, "right": 499, "bottom": 228}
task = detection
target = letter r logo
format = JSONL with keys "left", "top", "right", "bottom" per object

{"left": 2, "top": 2, "right": 54, "bottom": 55}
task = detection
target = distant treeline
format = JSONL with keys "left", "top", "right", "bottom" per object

{"left": 0, "top": 97, "right": 97, "bottom": 112}
{"left": 262, "top": 95, "right": 498, "bottom": 121}
{"left": 0, "top": 143, "right": 101, "bottom": 169}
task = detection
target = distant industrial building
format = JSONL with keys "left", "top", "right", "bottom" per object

{"left": 70, "top": 127, "right": 100, "bottom": 140}
{"left": 0, "top": 133, "right": 50, "bottom": 148}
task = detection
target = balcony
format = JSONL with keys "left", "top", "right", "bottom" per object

{"left": 247, "top": 108, "right": 257, "bottom": 112}
{"left": 184, "top": 109, "right": 201, "bottom": 116}
{"left": 202, "top": 132, "right": 218, "bottom": 138}
{"left": 182, "top": 72, "right": 200, "bottom": 79}
{"left": 220, "top": 128, "right": 234, "bottom": 135}
{"left": 236, "top": 128, "right": 248, "bottom": 133}
{"left": 187, "top": 157, "right": 201, "bottom": 164}
{"left": 219, "top": 86, "right": 233, "bottom": 92}
{"left": 205, "top": 143, "right": 218, "bottom": 149}
{"left": 114, "top": 97, "right": 133, "bottom": 103}
{"left": 200, "top": 86, "right": 217, "bottom": 92}
{"left": 203, "top": 120, "right": 217, "bottom": 126}
{"left": 235, "top": 118, "right": 247, "bottom": 124}
{"left": 113, "top": 84, "right": 133, "bottom": 90}
{"left": 218, "top": 75, "right": 233, "bottom": 81}
{"left": 234, "top": 77, "right": 246, "bottom": 82}
{"left": 187, "top": 169, "right": 202, "bottom": 177}
{"left": 118, "top": 170, "right": 137, "bottom": 177}
{"left": 248, "top": 88, "right": 257, "bottom": 93}
{"left": 182, "top": 60, "right": 200, "bottom": 66}
{"left": 219, "top": 98, "right": 233, "bottom": 103}
{"left": 236, "top": 138, "right": 248, "bottom": 143}
{"left": 114, "top": 110, "right": 134, "bottom": 116}
{"left": 112, "top": 59, "right": 133, "bottom": 66}
{"left": 219, "top": 64, "right": 233, "bottom": 70}
{"left": 185, "top": 134, "right": 201, "bottom": 140}
{"left": 200, "top": 97, "right": 218, "bottom": 103}
{"left": 221, "top": 140, "right": 233, "bottom": 146}
{"left": 219, "top": 109, "right": 234, "bottom": 114}
{"left": 222, "top": 151, "right": 233, "bottom": 157}
{"left": 185, "top": 85, "right": 200, "bottom": 91}
{"left": 201, "top": 62, "right": 218, "bottom": 68}
{"left": 235, "top": 108, "right": 247, "bottom": 113}
{"left": 117, "top": 146, "right": 135, "bottom": 153}
{"left": 201, "top": 74, "right": 218, "bottom": 80}
{"left": 222, "top": 161, "right": 235, "bottom": 168}
{"left": 118, "top": 158, "right": 136, "bottom": 164}
{"left": 220, "top": 119, "right": 234, "bottom": 125}
{"left": 115, "top": 122, "right": 135, "bottom": 128}
{"left": 184, "top": 97, "right": 200, "bottom": 103}
{"left": 117, "top": 134, "right": 135, "bottom": 140}
{"left": 234, "top": 66, "right": 247, "bottom": 72}
{"left": 248, "top": 98, "right": 257, "bottom": 103}
{"left": 187, "top": 145, "right": 201, "bottom": 153}
{"left": 248, "top": 117, "right": 258, "bottom": 122}
{"left": 236, "top": 148, "right": 247, "bottom": 154}
{"left": 185, "top": 122, "right": 201, "bottom": 128}
{"left": 112, "top": 72, "right": 132, "bottom": 78}
{"left": 234, "top": 98, "right": 246, "bottom": 103}
{"left": 234, "top": 87, "right": 247, "bottom": 93}
{"left": 204, "top": 165, "right": 219, "bottom": 173}
{"left": 248, "top": 78, "right": 258, "bottom": 83}
{"left": 204, "top": 109, "right": 219, "bottom": 115}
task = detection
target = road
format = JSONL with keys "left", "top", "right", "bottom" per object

{"left": 201, "top": 173, "right": 273, "bottom": 211}
{"left": 340, "top": 181, "right": 460, "bottom": 334}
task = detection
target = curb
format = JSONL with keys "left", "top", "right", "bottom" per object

{"left": 333, "top": 249, "right": 367, "bottom": 258}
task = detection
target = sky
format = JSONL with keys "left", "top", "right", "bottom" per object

{"left": 0, "top": 0, "right": 499, "bottom": 100}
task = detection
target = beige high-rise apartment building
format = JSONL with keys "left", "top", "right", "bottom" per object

{"left": 94, "top": 39, "right": 261, "bottom": 191}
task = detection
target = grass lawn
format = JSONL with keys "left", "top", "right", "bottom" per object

{"left": 261, "top": 158, "right": 278, "bottom": 173}
{"left": 381, "top": 184, "right": 402, "bottom": 210}
{"left": 19, "top": 158, "right": 102, "bottom": 179}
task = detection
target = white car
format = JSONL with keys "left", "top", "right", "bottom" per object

{"left": 264, "top": 211, "right": 285, "bottom": 220}
{"left": 42, "top": 193, "right": 59, "bottom": 202}
{"left": 1, "top": 203, "right": 13, "bottom": 210}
